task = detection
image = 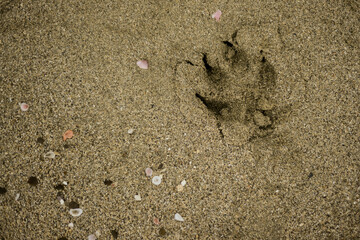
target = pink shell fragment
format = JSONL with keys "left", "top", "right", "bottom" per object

{"left": 153, "top": 217, "right": 160, "bottom": 225}
{"left": 137, "top": 60, "right": 148, "bottom": 69}
{"left": 20, "top": 103, "right": 29, "bottom": 111}
{"left": 145, "top": 167, "right": 153, "bottom": 177}
{"left": 212, "top": 10, "right": 222, "bottom": 21}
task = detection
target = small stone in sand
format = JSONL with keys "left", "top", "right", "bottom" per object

{"left": 134, "top": 194, "right": 141, "bottom": 201}
{"left": 88, "top": 234, "right": 96, "bottom": 240}
{"left": 127, "top": 128, "right": 134, "bottom": 134}
{"left": 176, "top": 184, "right": 183, "bottom": 192}
{"left": 68, "top": 222, "right": 74, "bottom": 228}
{"left": 20, "top": 103, "right": 29, "bottom": 111}
{"left": 15, "top": 193, "right": 20, "bottom": 200}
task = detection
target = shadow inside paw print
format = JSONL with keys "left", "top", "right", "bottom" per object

{"left": 173, "top": 31, "right": 283, "bottom": 146}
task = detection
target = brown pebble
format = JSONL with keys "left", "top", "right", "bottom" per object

{"left": 0, "top": 187, "right": 7, "bottom": 195}
{"left": 159, "top": 227, "right": 166, "bottom": 236}
{"left": 68, "top": 201, "right": 80, "bottom": 209}
{"left": 28, "top": 176, "right": 39, "bottom": 186}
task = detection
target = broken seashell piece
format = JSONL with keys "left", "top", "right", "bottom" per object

{"left": 69, "top": 208, "right": 83, "bottom": 217}
{"left": 137, "top": 60, "right": 148, "bottom": 69}
{"left": 212, "top": 10, "right": 222, "bottom": 21}
{"left": 145, "top": 168, "right": 153, "bottom": 177}
{"left": 174, "top": 213, "right": 184, "bottom": 222}
{"left": 20, "top": 103, "right": 29, "bottom": 111}
{"left": 44, "top": 151, "right": 56, "bottom": 159}
{"left": 152, "top": 176, "right": 162, "bottom": 185}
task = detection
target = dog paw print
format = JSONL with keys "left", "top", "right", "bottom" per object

{"left": 173, "top": 31, "right": 284, "bottom": 146}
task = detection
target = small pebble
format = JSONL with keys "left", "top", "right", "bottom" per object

{"left": 159, "top": 227, "right": 166, "bottom": 236}
{"left": 137, "top": 60, "right": 148, "bottom": 69}
{"left": 60, "top": 199, "right": 65, "bottom": 205}
{"left": 176, "top": 184, "right": 183, "bottom": 192}
{"left": 0, "top": 187, "right": 7, "bottom": 195}
{"left": 174, "top": 213, "right": 184, "bottom": 222}
{"left": 127, "top": 128, "right": 134, "bottom": 134}
{"left": 69, "top": 208, "right": 83, "bottom": 217}
{"left": 88, "top": 234, "right": 96, "bottom": 240}
{"left": 134, "top": 194, "right": 141, "bottom": 201}
{"left": 62, "top": 181, "right": 68, "bottom": 186}
{"left": 181, "top": 180, "right": 186, "bottom": 186}
{"left": 212, "top": 10, "right": 222, "bottom": 21}
{"left": 44, "top": 151, "right": 56, "bottom": 159}
{"left": 152, "top": 176, "right": 162, "bottom": 185}
{"left": 68, "top": 222, "right": 74, "bottom": 228}
{"left": 15, "top": 193, "right": 20, "bottom": 200}
{"left": 28, "top": 176, "right": 39, "bottom": 186}
{"left": 20, "top": 103, "right": 29, "bottom": 111}
{"left": 145, "top": 168, "right": 153, "bottom": 177}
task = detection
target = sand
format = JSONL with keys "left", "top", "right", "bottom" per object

{"left": 0, "top": 0, "right": 359, "bottom": 239}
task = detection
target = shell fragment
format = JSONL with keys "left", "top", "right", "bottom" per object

{"left": 174, "top": 213, "right": 184, "bottom": 222}
{"left": 152, "top": 176, "right": 162, "bottom": 185}
{"left": 69, "top": 208, "right": 83, "bottom": 217}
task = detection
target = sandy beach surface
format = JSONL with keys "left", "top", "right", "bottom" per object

{"left": 1, "top": 0, "right": 359, "bottom": 239}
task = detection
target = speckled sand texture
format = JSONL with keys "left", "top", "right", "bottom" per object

{"left": 1, "top": 0, "right": 359, "bottom": 239}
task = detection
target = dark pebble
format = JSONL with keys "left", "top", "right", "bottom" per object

{"left": 0, "top": 187, "right": 7, "bottom": 195}
{"left": 110, "top": 230, "right": 119, "bottom": 239}
{"left": 68, "top": 201, "right": 80, "bottom": 209}
{"left": 104, "top": 179, "right": 113, "bottom": 186}
{"left": 36, "top": 137, "right": 45, "bottom": 144}
{"left": 159, "top": 227, "right": 166, "bottom": 236}
{"left": 28, "top": 176, "right": 39, "bottom": 186}
{"left": 158, "top": 163, "right": 164, "bottom": 169}
{"left": 54, "top": 184, "right": 65, "bottom": 190}
{"left": 308, "top": 172, "right": 314, "bottom": 178}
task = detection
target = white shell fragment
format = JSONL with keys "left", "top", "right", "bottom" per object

{"left": 152, "top": 176, "right": 162, "bottom": 185}
{"left": 145, "top": 167, "right": 153, "bottom": 177}
{"left": 44, "top": 151, "right": 55, "bottom": 159}
{"left": 181, "top": 180, "right": 186, "bottom": 186}
{"left": 137, "top": 60, "right": 148, "bottom": 69}
{"left": 15, "top": 193, "right": 20, "bottom": 201}
{"left": 20, "top": 103, "right": 29, "bottom": 111}
{"left": 69, "top": 208, "right": 83, "bottom": 217}
{"left": 174, "top": 213, "right": 184, "bottom": 222}
{"left": 127, "top": 128, "right": 134, "bottom": 134}
{"left": 62, "top": 181, "right": 68, "bottom": 186}
{"left": 68, "top": 222, "right": 74, "bottom": 228}
{"left": 88, "top": 234, "right": 96, "bottom": 240}
{"left": 59, "top": 199, "right": 65, "bottom": 205}
{"left": 134, "top": 194, "right": 141, "bottom": 201}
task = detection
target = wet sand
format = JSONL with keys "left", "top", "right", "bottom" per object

{"left": 1, "top": 0, "right": 359, "bottom": 239}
